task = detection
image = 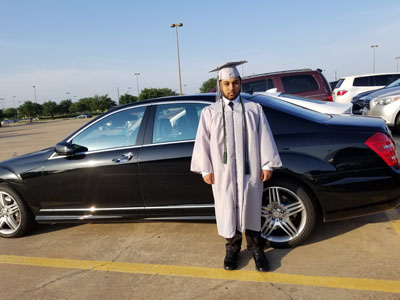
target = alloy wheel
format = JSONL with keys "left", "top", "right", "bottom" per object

{"left": 261, "top": 186, "right": 307, "bottom": 244}
{"left": 0, "top": 191, "right": 21, "bottom": 235}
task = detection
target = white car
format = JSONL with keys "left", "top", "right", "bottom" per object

{"left": 364, "top": 87, "right": 400, "bottom": 132}
{"left": 259, "top": 91, "right": 352, "bottom": 114}
{"left": 332, "top": 73, "right": 400, "bottom": 104}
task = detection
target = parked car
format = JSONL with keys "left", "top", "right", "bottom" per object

{"left": 352, "top": 78, "right": 400, "bottom": 115}
{"left": 362, "top": 83, "right": 400, "bottom": 132}
{"left": 260, "top": 91, "right": 352, "bottom": 114}
{"left": 333, "top": 73, "right": 400, "bottom": 104}
{"left": 329, "top": 80, "right": 339, "bottom": 90}
{"left": 210, "top": 69, "right": 332, "bottom": 101}
{"left": 76, "top": 113, "right": 93, "bottom": 119}
{"left": 1, "top": 120, "right": 13, "bottom": 126}
{"left": 0, "top": 93, "right": 399, "bottom": 248}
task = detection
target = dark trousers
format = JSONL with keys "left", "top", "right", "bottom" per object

{"left": 226, "top": 230, "right": 265, "bottom": 254}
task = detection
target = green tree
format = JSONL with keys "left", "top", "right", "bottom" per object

{"left": 18, "top": 101, "right": 42, "bottom": 122}
{"left": 119, "top": 93, "right": 138, "bottom": 105}
{"left": 57, "top": 99, "right": 72, "bottom": 115}
{"left": 97, "top": 95, "right": 116, "bottom": 112}
{"left": 138, "top": 88, "right": 177, "bottom": 101}
{"left": 3, "top": 108, "right": 17, "bottom": 119}
{"left": 42, "top": 101, "right": 58, "bottom": 119}
{"left": 199, "top": 77, "right": 217, "bottom": 93}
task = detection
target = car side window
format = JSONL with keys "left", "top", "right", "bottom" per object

{"left": 152, "top": 103, "right": 208, "bottom": 144}
{"left": 71, "top": 106, "right": 146, "bottom": 151}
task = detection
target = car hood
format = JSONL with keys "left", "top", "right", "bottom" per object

{"left": 352, "top": 89, "right": 381, "bottom": 102}
{"left": 324, "top": 114, "right": 389, "bottom": 133}
{"left": 362, "top": 86, "right": 400, "bottom": 101}
{"left": 0, "top": 148, "right": 54, "bottom": 169}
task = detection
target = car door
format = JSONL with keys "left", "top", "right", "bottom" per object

{"left": 38, "top": 105, "right": 149, "bottom": 218}
{"left": 138, "top": 101, "right": 214, "bottom": 217}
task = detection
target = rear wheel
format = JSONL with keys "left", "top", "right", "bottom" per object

{"left": 0, "top": 184, "right": 34, "bottom": 238}
{"left": 394, "top": 112, "right": 400, "bottom": 133}
{"left": 261, "top": 179, "right": 316, "bottom": 248}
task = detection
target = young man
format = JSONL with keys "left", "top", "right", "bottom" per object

{"left": 191, "top": 61, "right": 282, "bottom": 272}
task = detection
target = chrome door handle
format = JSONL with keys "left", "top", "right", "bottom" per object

{"left": 112, "top": 152, "right": 134, "bottom": 163}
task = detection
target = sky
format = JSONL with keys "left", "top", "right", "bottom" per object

{"left": 1, "top": 0, "right": 400, "bottom": 108}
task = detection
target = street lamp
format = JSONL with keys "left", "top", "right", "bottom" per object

{"left": 66, "top": 92, "right": 71, "bottom": 101}
{"left": 33, "top": 85, "right": 37, "bottom": 103}
{"left": 134, "top": 73, "right": 140, "bottom": 96}
{"left": 396, "top": 56, "right": 400, "bottom": 72}
{"left": 370, "top": 45, "right": 379, "bottom": 73}
{"left": 13, "top": 96, "right": 16, "bottom": 119}
{"left": 170, "top": 22, "right": 183, "bottom": 95}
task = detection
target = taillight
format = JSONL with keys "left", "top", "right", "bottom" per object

{"left": 337, "top": 90, "right": 348, "bottom": 96}
{"left": 365, "top": 132, "right": 399, "bottom": 167}
{"left": 328, "top": 95, "right": 333, "bottom": 101}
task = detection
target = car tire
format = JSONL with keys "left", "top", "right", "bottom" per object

{"left": 261, "top": 179, "right": 316, "bottom": 248}
{"left": 394, "top": 112, "right": 400, "bottom": 133}
{"left": 0, "top": 184, "right": 35, "bottom": 238}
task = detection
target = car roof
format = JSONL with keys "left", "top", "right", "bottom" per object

{"left": 339, "top": 72, "right": 400, "bottom": 80}
{"left": 243, "top": 68, "right": 321, "bottom": 80}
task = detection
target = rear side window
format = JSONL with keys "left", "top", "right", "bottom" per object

{"left": 373, "top": 74, "right": 400, "bottom": 86}
{"left": 281, "top": 75, "right": 319, "bottom": 93}
{"left": 242, "top": 79, "right": 275, "bottom": 93}
{"left": 353, "top": 76, "right": 371, "bottom": 86}
{"left": 335, "top": 79, "right": 344, "bottom": 89}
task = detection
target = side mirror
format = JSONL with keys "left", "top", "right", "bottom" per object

{"left": 55, "top": 142, "right": 88, "bottom": 156}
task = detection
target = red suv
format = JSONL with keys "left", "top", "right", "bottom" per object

{"left": 240, "top": 69, "right": 332, "bottom": 101}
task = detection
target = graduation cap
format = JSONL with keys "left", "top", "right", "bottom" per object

{"left": 209, "top": 60, "right": 248, "bottom": 80}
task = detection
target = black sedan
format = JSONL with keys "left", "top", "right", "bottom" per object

{"left": 1, "top": 93, "right": 399, "bottom": 248}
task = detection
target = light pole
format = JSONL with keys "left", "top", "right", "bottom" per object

{"left": 370, "top": 45, "right": 378, "bottom": 73}
{"left": 66, "top": 92, "right": 70, "bottom": 101}
{"left": 170, "top": 23, "right": 183, "bottom": 95}
{"left": 13, "top": 96, "right": 16, "bottom": 119}
{"left": 134, "top": 73, "right": 140, "bottom": 96}
{"left": 396, "top": 56, "right": 400, "bottom": 72}
{"left": 33, "top": 85, "right": 37, "bottom": 103}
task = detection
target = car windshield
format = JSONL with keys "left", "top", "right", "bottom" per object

{"left": 386, "top": 78, "right": 400, "bottom": 88}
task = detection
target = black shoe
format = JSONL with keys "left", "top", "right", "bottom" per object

{"left": 252, "top": 251, "right": 270, "bottom": 272}
{"left": 224, "top": 251, "right": 239, "bottom": 271}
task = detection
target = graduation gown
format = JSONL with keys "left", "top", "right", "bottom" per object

{"left": 191, "top": 98, "right": 282, "bottom": 238}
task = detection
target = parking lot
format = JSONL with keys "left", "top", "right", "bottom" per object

{"left": 0, "top": 119, "right": 399, "bottom": 300}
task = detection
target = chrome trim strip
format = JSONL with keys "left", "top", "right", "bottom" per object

{"left": 40, "top": 207, "right": 145, "bottom": 212}
{"left": 39, "top": 204, "right": 214, "bottom": 213}
{"left": 141, "top": 140, "right": 194, "bottom": 147}
{"left": 143, "top": 216, "right": 215, "bottom": 221}
{"left": 36, "top": 215, "right": 122, "bottom": 221}
{"left": 146, "top": 204, "right": 214, "bottom": 210}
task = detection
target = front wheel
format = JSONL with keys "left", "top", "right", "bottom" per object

{"left": 261, "top": 179, "right": 316, "bottom": 248}
{"left": 0, "top": 184, "right": 34, "bottom": 238}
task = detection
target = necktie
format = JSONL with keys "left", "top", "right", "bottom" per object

{"left": 228, "top": 102, "right": 234, "bottom": 110}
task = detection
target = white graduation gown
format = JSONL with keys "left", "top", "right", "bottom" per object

{"left": 190, "top": 98, "right": 282, "bottom": 238}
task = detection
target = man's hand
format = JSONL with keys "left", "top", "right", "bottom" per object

{"left": 203, "top": 173, "right": 215, "bottom": 185}
{"left": 260, "top": 170, "right": 272, "bottom": 182}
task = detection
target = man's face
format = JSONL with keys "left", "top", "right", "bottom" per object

{"left": 220, "top": 77, "right": 241, "bottom": 100}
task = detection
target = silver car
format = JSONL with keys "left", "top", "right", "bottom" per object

{"left": 364, "top": 79, "right": 400, "bottom": 131}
